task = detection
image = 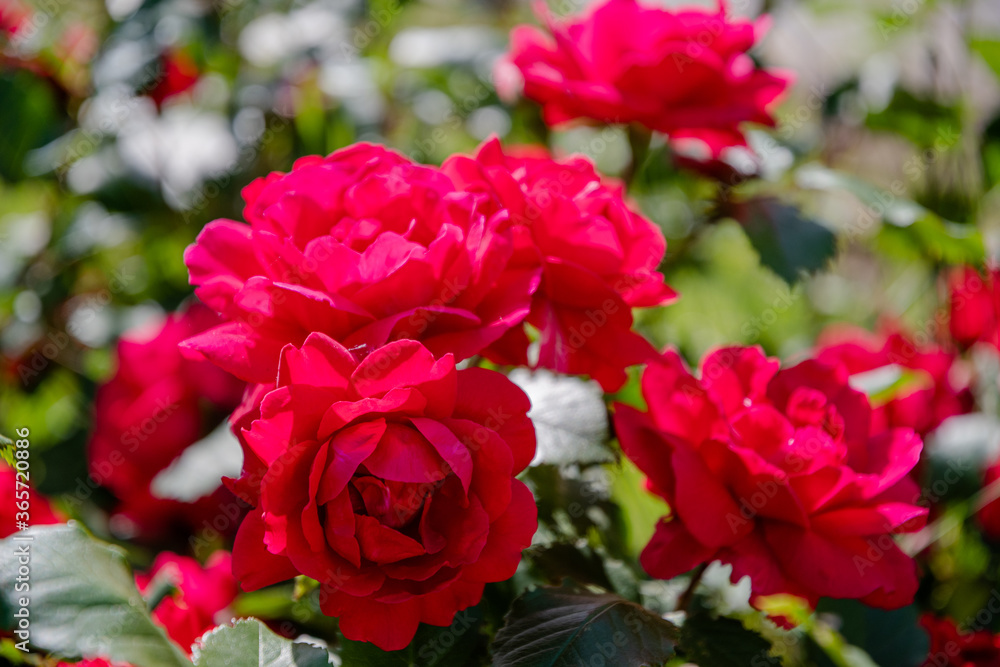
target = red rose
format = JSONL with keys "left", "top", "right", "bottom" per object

{"left": 920, "top": 615, "right": 1000, "bottom": 667}
{"left": 816, "top": 323, "right": 973, "bottom": 437}
{"left": 88, "top": 302, "right": 245, "bottom": 540}
{"left": 135, "top": 551, "right": 237, "bottom": 653}
{"left": 1, "top": 460, "right": 63, "bottom": 538}
{"left": 184, "top": 143, "right": 539, "bottom": 386}
{"left": 229, "top": 335, "right": 536, "bottom": 650}
{"left": 149, "top": 50, "right": 200, "bottom": 108}
{"left": 977, "top": 457, "right": 1000, "bottom": 541}
{"left": 949, "top": 265, "right": 1000, "bottom": 350}
{"left": 614, "top": 346, "right": 927, "bottom": 613}
{"left": 497, "top": 0, "right": 790, "bottom": 155}
{"left": 443, "top": 137, "right": 675, "bottom": 390}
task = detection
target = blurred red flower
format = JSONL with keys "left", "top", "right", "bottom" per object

{"left": 949, "top": 266, "right": 1000, "bottom": 351}
{"left": 816, "top": 323, "right": 973, "bottom": 437}
{"left": 149, "top": 50, "right": 200, "bottom": 108}
{"left": 135, "top": 551, "right": 237, "bottom": 653}
{"left": 921, "top": 615, "right": 1000, "bottom": 667}
{"left": 1, "top": 460, "right": 63, "bottom": 538}
{"left": 88, "top": 302, "right": 245, "bottom": 541}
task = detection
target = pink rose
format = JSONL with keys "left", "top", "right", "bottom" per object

{"left": 497, "top": 0, "right": 790, "bottom": 155}
{"left": 88, "top": 302, "right": 245, "bottom": 540}
{"left": 614, "top": 346, "right": 927, "bottom": 613}
{"left": 1, "top": 460, "right": 63, "bottom": 538}
{"left": 949, "top": 265, "right": 1000, "bottom": 350}
{"left": 443, "top": 137, "right": 675, "bottom": 390}
{"left": 816, "top": 323, "right": 973, "bottom": 437}
{"left": 229, "top": 335, "right": 536, "bottom": 650}
{"left": 976, "top": 456, "right": 1000, "bottom": 541}
{"left": 184, "top": 143, "right": 539, "bottom": 385}
{"left": 135, "top": 551, "right": 237, "bottom": 653}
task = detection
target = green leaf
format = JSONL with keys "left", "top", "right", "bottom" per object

{"left": 877, "top": 213, "right": 984, "bottom": 265}
{"left": 814, "top": 599, "right": 928, "bottom": 667}
{"left": 0, "top": 70, "right": 64, "bottom": 181}
{"left": 339, "top": 604, "right": 485, "bottom": 667}
{"left": 795, "top": 164, "right": 984, "bottom": 265}
{"left": 491, "top": 584, "right": 678, "bottom": 667}
{"left": 865, "top": 88, "right": 961, "bottom": 149}
{"left": 193, "top": 619, "right": 334, "bottom": 667}
{"left": 732, "top": 197, "right": 837, "bottom": 284}
{"left": 972, "top": 40, "right": 1000, "bottom": 81}
{"left": 678, "top": 613, "right": 778, "bottom": 667}
{"left": 0, "top": 524, "right": 191, "bottom": 667}
{"left": 508, "top": 369, "right": 613, "bottom": 466}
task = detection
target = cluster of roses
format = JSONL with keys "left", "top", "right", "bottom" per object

{"left": 15, "top": 0, "right": 1000, "bottom": 660}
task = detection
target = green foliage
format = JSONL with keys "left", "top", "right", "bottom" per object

{"left": 814, "top": 601, "right": 929, "bottom": 667}
{"left": 0, "top": 524, "right": 191, "bottom": 667}
{"left": 678, "top": 613, "right": 780, "bottom": 667}
{"left": 491, "top": 584, "right": 678, "bottom": 667}
{"left": 194, "top": 619, "right": 334, "bottom": 667}
{"left": 730, "top": 196, "right": 838, "bottom": 285}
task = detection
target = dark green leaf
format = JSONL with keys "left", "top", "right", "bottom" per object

{"left": 815, "top": 599, "right": 928, "bottom": 667}
{"left": 0, "top": 524, "right": 191, "bottom": 667}
{"left": 0, "top": 70, "right": 64, "bottom": 181}
{"left": 193, "top": 619, "right": 334, "bottom": 667}
{"left": 732, "top": 197, "right": 837, "bottom": 284}
{"left": 678, "top": 613, "right": 778, "bottom": 667}
{"left": 491, "top": 584, "right": 678, "bottom": 667}
{"left": 866, "top": 89, "right": 961, "bottom": 149}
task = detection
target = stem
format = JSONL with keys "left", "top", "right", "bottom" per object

{"left": 676, "top": 563, "right": 707, "bottom": 613}
{"left": 624, "top": 124, "right": 652, "bottom": 189}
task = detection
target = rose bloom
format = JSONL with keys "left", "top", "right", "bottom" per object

{"left": 976, "top": 456, "right": 1000, "bottom": 541}
{"left": 135, "top": 551, "right": 237, "bottom": 653}
{"left": 229, "top": 335, "right": 536, "bottom": 650}
{"left": 88, "top": 302, "right": 245, "bottom": 540}
{"left": 816, "top": 324, "right": 972, "bottom": 437}
{"left": 443, "top": 137, "right": 674, "bottom": 391}
{"left": 497, "top": 0, "right": 790, "bottom": 155}
{"left": 184, "top": 143, "right": 539, "bottom": 387}
{"left": 614, "top": 346, "right": 927, "bottom": 612}
{"left": 1, "top": 460, "right": 63, "bottom": 537}
{"left": 149, "top": 50, "right": 200, "bottom": 108}
{"left": 949, "top": 265, "right": 1000, "bottom": 350}
{"left": 920, "top": 615, "right": 1000, "bottom": 667}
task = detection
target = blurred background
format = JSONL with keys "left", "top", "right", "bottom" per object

{"left": 4, "top": 0, "right": 1000, "bottom": 662}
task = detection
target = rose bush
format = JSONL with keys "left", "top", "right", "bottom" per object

{"left": 443, "top": 137, "right": 674, "bottom": 390}
{"left": 496, "top": 0, "right": 789, "bottom": 154}
{"left": 228, "top": 335, "right": 536, "bottom": 650}
{"left": 614, "top": 346, "right": 927, "bottom": 613}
